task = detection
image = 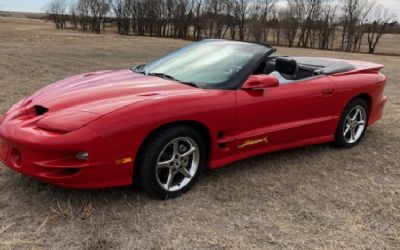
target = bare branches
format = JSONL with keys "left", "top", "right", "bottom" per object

{"left": 45, "top": 0, "right": 68, "bottom": 29}
{"left": 45, "top": 0, "right": 398, "bottom": 54}
{"left": 340, "top": 0, "right": 375, "bottom": 52}
{"left": 312, "top": 0, "right": 337, "bottom": 50}
{"left": 366, "top": 5, "right": 395, "bottom": 54}
{"left": 248, "top": 0, "right": 277, "bottom": 43}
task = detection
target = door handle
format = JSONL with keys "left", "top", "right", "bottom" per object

{"left": 322, "top": 88, "right": 335, "bottom": 96}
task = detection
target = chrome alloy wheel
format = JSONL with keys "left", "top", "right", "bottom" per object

{"left": 343, "top": 105, "right": 367, "bottom": 144}
{"left": 155, "top": 137, "right": 200, "bottom": 192}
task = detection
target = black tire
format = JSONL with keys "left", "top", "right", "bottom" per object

{"left": 135, "top": 125, "right": 207, "bottom": 199}
{"left": 334, "top": 98, "right": 369, "bottom": 148}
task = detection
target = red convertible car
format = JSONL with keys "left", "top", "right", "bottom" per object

{"left": 0, "top": 40, "right": 387, "bottom": 198}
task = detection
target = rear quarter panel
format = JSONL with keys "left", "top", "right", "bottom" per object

{"left": 329, "top": 72, "right": 386, "bottom": 125}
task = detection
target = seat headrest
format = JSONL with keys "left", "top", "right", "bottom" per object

{"left": 276, "top": 57, "right": 298, "bottom": 75}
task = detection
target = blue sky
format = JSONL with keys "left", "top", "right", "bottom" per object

{"left": 0, "top": 0, "right": 47, "bottom": 13}
{"left": 0, "top": 0, "right": 399, "bottom": 17}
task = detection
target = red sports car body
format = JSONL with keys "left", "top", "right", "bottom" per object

{"left": 0, "top": 40, "right": 387, "bottom": 195}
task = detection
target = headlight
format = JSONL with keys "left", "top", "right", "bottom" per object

{"left": 37, "top": 111, "right": 101, "bottom": 133}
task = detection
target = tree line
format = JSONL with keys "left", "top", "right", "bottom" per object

{"left": 45, "top": 0, "right": 399, "bottom": 54}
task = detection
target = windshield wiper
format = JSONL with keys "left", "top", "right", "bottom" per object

{"left": 132, "top": 64, "right": 146, "bottom": 74}
{"left": 147, "top": 72, "right": 177, "bottom": 80}
{"left": 147, "top": 72, "right": 199, "bottom": 88}
{"left": 179, "top": 81, "right": 199, "bottom": 88}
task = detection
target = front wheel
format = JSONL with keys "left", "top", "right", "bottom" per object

{"left": 135, "top": 126, "right": 206, "bottom": 199}
{"left": 334, "top": 98, "right": 369, "bottom": 148}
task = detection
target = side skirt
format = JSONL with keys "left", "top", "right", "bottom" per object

{"left": 209, "top": 135, "right": 334, "bottom": 169}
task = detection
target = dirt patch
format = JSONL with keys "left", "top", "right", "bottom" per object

{"left": 0, "top": 18, "right": 399, "bottom": 249}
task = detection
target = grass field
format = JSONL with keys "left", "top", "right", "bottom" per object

{"left": 0, "top": 17, "right": 400, "bottom": 249}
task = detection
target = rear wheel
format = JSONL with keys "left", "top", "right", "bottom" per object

{"left": 135, "top": 126, "right": 206, "bottom": 199}
{"left": 334, "top": 98, "right": 368, "bottom": 147}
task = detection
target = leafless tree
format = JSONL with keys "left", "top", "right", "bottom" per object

{"left": 340, "top": 0, "right": 374, "bottom": 52}
{"left": 77, "top": 0, "right": 90, "bottom": 31}
{"left": 247, "top": 0, "right": 276, "bottom": 43}
{"left": 315, "top": 0, "right": 337, "bottom": 50}
{"left": 235, "top": 0, "right": 249, "bottom": 41}
{"left": 70, "top": 0, "right": 79, "bottom": 30}
{"left": 282, "top": 1, "right": 300, "bottom": 47}
{"left": 366, "top": 5, "right": 394, "bottom": 54}
{"left": 192, "top": 0, "right": 205, "bottom": 40}
{"left": 205, "top": 0, "right": 222, "bottom": 38}
{"left": 45, "top": 0, "right": 68, "bottom": 29}
{"left": 290, "top": 0, "right": 321, "bottom": 48}
{"left": 269, "top": 8, "right": 281, "bottom": 45}
{"left": 45, "top": 0, "right": 398, "bottom": 54}
{"left": 226, "top": 0, "right": 239, "bottom": 40}
{"left": 110, "top": 0, "right": 131, "bottom": 35}
{"left": 87, "top": 0, "right": 110, "bottom": 33}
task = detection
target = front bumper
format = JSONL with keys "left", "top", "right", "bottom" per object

{"left": 0, "top": 115, "right": 134, "bottom": 189}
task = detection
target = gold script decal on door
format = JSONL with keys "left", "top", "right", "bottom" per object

{"left": 238, "top": 136, "right": 268, "bottom": 149}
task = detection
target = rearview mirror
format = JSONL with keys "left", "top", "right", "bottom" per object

{"left": 241, "top": 75, "right": 279, "bottom": 90}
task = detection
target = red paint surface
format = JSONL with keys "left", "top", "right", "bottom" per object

{"left": 0, "top": 59, "right": 387, "bottom": 189}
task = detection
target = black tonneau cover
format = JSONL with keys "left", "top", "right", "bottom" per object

{"left": 293, "top": 57, "right": 356, "bottom": 75}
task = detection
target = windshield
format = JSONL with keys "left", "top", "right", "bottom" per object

{"left": 136, "top": 41, "right": 271, "bottom": 88}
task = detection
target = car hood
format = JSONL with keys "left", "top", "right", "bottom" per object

{"left": 23, "top": 69, "right": 200, "bottom": 115}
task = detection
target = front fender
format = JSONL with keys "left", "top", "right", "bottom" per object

{"left": 87, "top": 89, "right": 237, "bottom": 170}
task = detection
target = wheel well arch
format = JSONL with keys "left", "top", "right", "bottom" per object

{"left": 353, "top": 93, "right": 372, "bottom": 110}
{"left": 349, "top": 93, "right": 373, "bottom": 116}
{"left": 133, "top": 120, "right": 212, "bottom": 175}
{"left": 340, "top": 93, "right": 373, "bottom": 125}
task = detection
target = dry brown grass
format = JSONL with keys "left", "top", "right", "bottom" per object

{"left": 0, "top": 17, "right": 400, "bottom": 249}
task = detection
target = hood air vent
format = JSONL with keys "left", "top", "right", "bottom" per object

{"left": 34, "top": 105, "right": 49, "bottom": 115}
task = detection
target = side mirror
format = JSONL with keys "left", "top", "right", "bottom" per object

{"left": 241, "top": 75, "right": 279, "bottom": 90}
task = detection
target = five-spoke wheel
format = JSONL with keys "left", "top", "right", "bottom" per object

{"left": 156, "top": 137, "right": 200, "bottom": 192}
{"left": 343, "top": 106, "right": 367, "bottom": 144}
{"left": 135, "top": 126, "right": 206, "bottom": 199}
{"left": 335, "top": 98, "right": 369, "bottom": 147}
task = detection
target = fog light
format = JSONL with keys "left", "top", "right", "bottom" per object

{"left": 76, "top": 152, "right": 89, "bottom": 161}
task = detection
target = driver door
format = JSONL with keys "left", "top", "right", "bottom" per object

{"left": 235, "top": 76, "right": 336, "bottom": 155}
